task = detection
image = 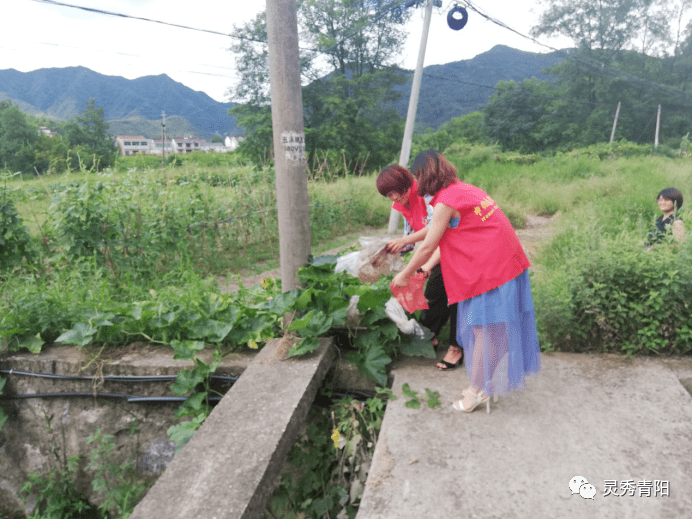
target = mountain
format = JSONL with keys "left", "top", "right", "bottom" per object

{"left": 0, "top": 45, "right": 568, "bottom": 138}
{"left": 392, "top": 45, "right": 569, "bottom": 129}
{"left": 0, "top": 66, "right": 242, "bottom": 139}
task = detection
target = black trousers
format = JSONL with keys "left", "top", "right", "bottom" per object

{"left": 419, "top": 264, "right": 460, "bottom": 348}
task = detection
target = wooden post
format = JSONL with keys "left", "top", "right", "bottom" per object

{"left": 654, "top": 104, "right": 662, "bottom": 148}
{"left": 266, "top": 0, "right": 311, "bottom": 292}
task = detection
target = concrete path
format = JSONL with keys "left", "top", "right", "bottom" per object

{"left": 358, "top": 352, "right": 691, "bottom": 519}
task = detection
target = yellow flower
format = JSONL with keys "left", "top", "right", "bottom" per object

{"left": 331, "top": 428, "right": 341, "bottom": 449}
{"left": 261, "top": 277, "right": 273, "bottom": 289}
{"left": 248, "top": 339, "right": 258, "bottom": 349}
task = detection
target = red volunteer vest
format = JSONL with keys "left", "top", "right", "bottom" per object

{"left": 392, "top": 179, "right": 429, "bottom": 232}
{"left": 431, "top": 180, "right": 530, "bottom": 304}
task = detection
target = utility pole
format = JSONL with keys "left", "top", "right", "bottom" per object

{"left": 609, "top": 102, "right": 621, "bottom": 143}
{"left": 266, "top": 0, "right": 311, "bottom": 292}
{"left": 654, "top": 104, "right": 661, "bottom": 148}
{"left": 161, "top": 111, "right": 166, "bottom": 166}
{"left": 388, "top": 0, "right": 434, "bottom": 233}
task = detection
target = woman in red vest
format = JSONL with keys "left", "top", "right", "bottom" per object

{"left": 392, "top": 150, "right": 541, "bottom": 413}
{"left": 377, "top": 164, "right": 463, "bottom": 370}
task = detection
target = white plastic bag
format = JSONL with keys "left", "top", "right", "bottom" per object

{"left": 385, "top": 297, "right": 426, "bottom": 338}
{"left": 355, "top": 236, "right": 405, "bottom": 283}
{"left": 335, "top": 251, "right": 360, "bottom": 277}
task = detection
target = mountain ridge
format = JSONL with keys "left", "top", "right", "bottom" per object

{"left": 0, "top": 45, "right": 568, "bottom": 138}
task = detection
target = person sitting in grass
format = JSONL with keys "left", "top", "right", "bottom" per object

{"left": 646, "top": 187, "right": 686, "bottom": 247}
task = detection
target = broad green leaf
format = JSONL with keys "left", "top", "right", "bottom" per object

{"left": 401, "top": 383, "right": 418, "bottom": 399}
{"left": 0, "top": 408, "right": 8, "bottom": 431}
{"left": 170, "top": 366, "right": 206, "bottom": 395}
{"left": 0, "top": 376, "right": 6, "bottom": 393}
{"left": 425, "top": 388, "right": 442, "bottom": 409}
{"left": 405, "top": 399, "right": 421, "bottom": 410}
{"left": 268, "top": 290, "right": 299, "bottom": 315}
{"left": 186, "top": 319, "right": 233, "bottom": 343}
{"left": 399, "top": 333, "right": 436, "bottom": 358}
{"left": 55, "top": 322, "right": 95, "bottom": 347}
{"left": 287, "top": 337, "right": 322, "bottom": 357}
{"left": 174, "top": 392, "right": 208, "bottom": 418}
{"left": 167, "top": 419, "right": 202, "bottom": 451}
{"left": 286, "top": 309, "right": 315, "bottom": 330}
{"left": 352, "top": 341, "right": 391, "bottom": 386}
{"left": 170, "top": 339, "right": 205, "bottom": 360}
{"left": 18, "top": 334, "right": 44, "bottom": 354}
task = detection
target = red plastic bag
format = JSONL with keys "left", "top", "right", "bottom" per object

{"left": 390, "top": 272, "right": 429, "bottom": 313}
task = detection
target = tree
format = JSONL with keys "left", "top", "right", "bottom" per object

{"left": 62, "top": 98, "right": 115, "bottom": 171}
{"left": 0, "top": 101, "right": 38, "bottom": 173}
{"left": 228, "top": 0, "right": 411, "bottom": 169}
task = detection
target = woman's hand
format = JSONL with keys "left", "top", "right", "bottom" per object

{"left": 392, "top": 271, "right": 410, "bottom": 288}
{"left": 386, "top": 237, "right": 409, "bottom": 253}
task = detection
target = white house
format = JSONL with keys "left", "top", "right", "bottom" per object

{"left": 115, "top": 136, "right": 152, "bottom": 156}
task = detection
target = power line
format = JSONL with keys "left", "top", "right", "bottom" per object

{"left": 26, "top": 0, "right": 691, "bottom": 109}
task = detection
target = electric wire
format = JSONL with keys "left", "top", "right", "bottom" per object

{"left": 21, "top": 0, "right": 692, "bottom": 123}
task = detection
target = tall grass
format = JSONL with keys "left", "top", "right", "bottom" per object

{"left": 2, "top": 145, "right": 691, "bottom": 355}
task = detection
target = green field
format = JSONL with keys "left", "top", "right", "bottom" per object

{"left": 1, "top": 144, "right": 691, "bottom": 358}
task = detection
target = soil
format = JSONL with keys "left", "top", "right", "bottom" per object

{"left": 217, "top": 213, "right": 560, "bottom": 294}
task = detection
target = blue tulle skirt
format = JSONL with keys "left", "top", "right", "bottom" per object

{"left": 456, "top": 270, "right": 540, "bottom": 396}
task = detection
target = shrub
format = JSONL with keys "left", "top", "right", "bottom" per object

{"left": 0, "top": 196, "right": 35, "bottom": 269}
{"left": 535, "top": 235, "right": 692, "bottom": 355}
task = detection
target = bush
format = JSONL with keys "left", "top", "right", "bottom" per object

{"left": 0, "top": 196, "right": 35, "bottom": 269}
{"left": 534, "top": 236, "right": 692, "bottom": 355}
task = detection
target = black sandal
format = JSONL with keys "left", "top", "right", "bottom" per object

{"left": 436, "top": 346, "right": 462, "bottom": 371}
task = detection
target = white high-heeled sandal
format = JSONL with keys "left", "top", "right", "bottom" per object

{"left": 452, "top": 388, "right": 496, "bottom": 413}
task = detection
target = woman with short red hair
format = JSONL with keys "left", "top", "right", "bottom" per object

{"left": 377, "top": 164, "right": 463, "bottom": 370}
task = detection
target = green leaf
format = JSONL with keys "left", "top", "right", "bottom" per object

{"left": 287, "top": 336, "right": 322, "bottom": 357}
{"left": 186, "top": 319, "right": 233, "bottom": 343}
{"left": 167, "top": 419, "right": 202, "bottom": 451}
{"left": 268, "top": 290, "right": 299, "bottom": 315}
{"left": 170, "top": 340, "right": 205, "bottom": 360}
{"left": 399, "top": 333, "right": 436, "bottom": 358}
{"left": 350, "top": 340, "right": 391, "bottom": 386}
{"left": 425, "top": 388, "right": 442, "bottom": 409}
{"left": 55, "top": 322, "right": 95, "bottom": 347}
{"left": 401, "top": 383, "right": 418, "bottom": 399}
{"left": 286, "top": 309, "right": 315, "bottom": 330}
{"left": 170, "top": 367, "right": 205, "bottom": 395}
{"left": 174, "top": 392, "right": 208, "bottom": 418}
{"left": 0, "top": 407, "right": 7, "bottom": 432}
{"left": 405, "top": 399, "right": 421, "bottom": 409}
{"left": 17, "top": 333, "right": 45, "bottom": 354}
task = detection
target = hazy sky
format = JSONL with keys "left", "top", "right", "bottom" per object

{"left": 1, "top": 0, "right": 573, "bottom": 102}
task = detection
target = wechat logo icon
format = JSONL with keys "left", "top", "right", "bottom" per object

{"left": 570, "top": 476, "right": 596, "bottom": 500}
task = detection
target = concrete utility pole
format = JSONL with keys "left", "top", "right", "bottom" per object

{"left": 266, "top": 0, "right": 311, "bottom": 292}
{"left": 654, "top": 104, "right": 662, "bottom": 148}
{"left": 609, "top": 101, "right": 620, "bottom": 143}
{"left": 161, "top": 111, "right": 166, "bottom": 166}
{"left": 388, "top": 0, "right": 434, "bottom": 233}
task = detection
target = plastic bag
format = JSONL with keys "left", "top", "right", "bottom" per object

{"left": 390, "top": 271, "right": 429, "bottom": 313}
{"left": 335, "top": 251, "right": 360, "bottom": 277}
{"left": 355, "top": 236, "right": 405, "bottom": 283}
{"left": 385, "top": 297, "right": 425, "bottom": 338}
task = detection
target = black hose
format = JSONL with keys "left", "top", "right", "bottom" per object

{"left": 0, "top": 391, "right": 223, "bottom": 404}
{"left": 0, "top": 369, "right": 237, "bottom": 384}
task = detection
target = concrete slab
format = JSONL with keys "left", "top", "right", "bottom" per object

{"left": 130, "top": 337, "right": 336, "bottom": 519}
{"left": 358, "top": 352, "right": 692, "bottom": 519}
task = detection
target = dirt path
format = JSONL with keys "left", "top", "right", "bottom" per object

{"left": 218, "top": 214, "right": 560, "bottom": 293}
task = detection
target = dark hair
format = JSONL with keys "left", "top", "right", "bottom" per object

{"left": 411, "top": 149, "right": 458, "bottom": 196}
{"left": 657, "top": 187, "right": 684, "bottom": 209}
{"left": 376, "top": 164, "right": 413, "bottom": 196}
